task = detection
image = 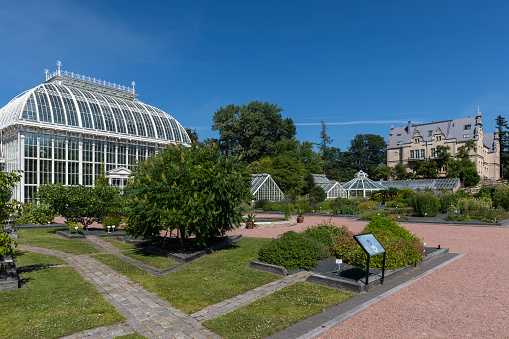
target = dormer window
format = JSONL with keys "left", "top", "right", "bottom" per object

{"left": 463, "top": 134, "right": 470, "bottom": 138}
{"left": 428, "top": 130, "right": 432, "bottom": 137}
{"left": 436, "top": 136, "right": 442, "bottom": 141}
{"left": 464, "top": 125, "right": 471, "bottom": 130}
{"left": 414, "top": 138, "right": 419, "bottom": 143}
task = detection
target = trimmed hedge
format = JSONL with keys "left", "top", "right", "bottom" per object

{"left": 412, "top": 194, "right": 441, "bottom": 217}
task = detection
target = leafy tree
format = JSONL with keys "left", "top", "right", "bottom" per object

{"left": 348, "top": 134, "right": 387, "bottom": 175}
{"left": 495, "top": 115, "right": 509, "bottom": 179}
{"left": 38, "top": 182, "right": 124, "bottom": 228}
{"left": 211, "top": 101, "right": 296, "bottom": 163}
{"left": 371, "top": 165, "right": 392, "bottom": 181}
{"left": 435, "top": 145, "right": 451, "bottom": 173}
{"left": 123, "top": 143, "right": 251, "bottom": 249}
{"left": 413, "top": 160, "right": 438, "bottom": 179}
{"left": 393, "top": 163, "right": 411, "bottom": 180}
{"left": 460, "top": 167, "right": 480, "bottom": 187}
{"left": 184, "top": 127, "right": 199, "bottom": 143}
{"left": 272, "top": 139, "right": 324, "bottom": 174}
{"left": 0, "top": 171, "right": 22, "bottom": 224}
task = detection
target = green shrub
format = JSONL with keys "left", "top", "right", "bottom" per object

{"left": 385, "top": 201, "right": 406, "bottom": 208}
{"left": 67, "top": 221, "right": 84, "bottom": 234}
{"left": 493, "top": 186, "right": 509, "bottom": 210}
{"left": 254, "top": 199, "right": 269, "bottom": 209}
{"left": 303, "top": 221, "right": 352, "bottom": 256}
{"left": 316, "top": 202, "right": 331, "bottom": 210}
{"left": 359, "top": 209, "right": 391, "bottom": 219}
{"left": 439, "top": 192, "right": 462, "bottom": 213}
{"left": 412, "top": 193, "right": 441, "bottom": 217}
{"left": 398, "top": 189, "right": 415, "bottom": 199}
{"left": 102, "top": 216, "right": 123, "bottom": 231}
{"left": 330, "top": 198, "right": 351, "bottom": 209}
{"left": 258, "top": 231, "right": 329, "bottom": 270}
{"left": 357, "top": 201, "right": 377, "bottom": 210}
{"left": 15, "top": 202, "right": 55, "bottom": 225}
{"left": 334, "top": 217, "right": 424, "bottom": 270}
{"left": 309, "top": 186, "right": 326, "bottom": 203}
{"left": 331, "top": 205, "right": 361, "bottom": 215}
{"left": 263, "top": 202, "right": 283, "bottom": 211}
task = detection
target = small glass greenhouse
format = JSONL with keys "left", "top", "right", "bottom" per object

{"left": 251, "top": 173, "right": 285, "bottom": 201}
{"left": 342, "top": 170, "right": 387, "bottom": 197}
{"left": 312, "top": 174, "right": 347, "bottom": 200}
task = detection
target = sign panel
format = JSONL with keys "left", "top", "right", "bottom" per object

{"left": 354, "top": 233, "right": 385, "bottom": 257}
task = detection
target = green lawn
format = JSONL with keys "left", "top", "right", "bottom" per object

{"left": 121, "top": 249, "right": 179, "bottom": 270}
{"left": 100, "top": 237, "right": 138, "bottom": 250}
{"left": 93, "top": 238, "right": 280, "bottom": 313}
{"left": 203, "top": 282, "right": 355, "bottom": 339}
{"left": 16, "top": 227, "right": 99, "bottom": 254}
{"left": 0, "top": 251, "right": 124, "bottom": 339}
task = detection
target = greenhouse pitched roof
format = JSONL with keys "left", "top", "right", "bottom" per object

{"left": 380, "top": 178, "right": 461, "bottom": 191}
{"left": 342, "top": 170, "right": 387, "bottom": 191}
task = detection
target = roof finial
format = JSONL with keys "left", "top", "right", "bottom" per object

{"left": 57, "top": 60, "right": 62, "bottom": 76}
{"left": 44, "top": 69, "right": 49, "bottom": 81}
{"left": 131, "top": 81, "right": 136, "bottom": 94}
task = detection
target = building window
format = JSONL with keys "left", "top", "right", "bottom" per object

{"left": 410, "top": 150, "right": 414, "bottom": 159}
{"left": 428, "top": 130, "right": 432, "bottom": 136}
{"left": 414, "top": 138, "right": 419, "bottom": 143}
{"left": 463, "top": 134, "right": 470, "bottom": 138}
{"left": 415, "top": 150, "right": 420, "bottom": 159}
{"left": 436, "top": 136, "right": 442, "bottom": 141}
{"left": 421, "top": 149, "right": 425, "bottom": 158}
{"left": 464, "top": 125, "right": 471, "bottom": 130}
{"left": 431, "top": 148, "right": 435, "bottom": 157}
{"left": 394, "top": 151, "right": 398, "bottom": 155}
{"left": 397, "top": 141, "right": 402, "bottom": 145}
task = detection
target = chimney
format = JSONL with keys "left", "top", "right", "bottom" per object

{"left": 407, "top": 121, "right": 411, "bottom": 133}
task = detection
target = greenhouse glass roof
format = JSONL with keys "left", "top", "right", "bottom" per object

{"left": 251, "top": 173, "right": 284, "bottom": 201}
{"left": 342, "top": 170, "right": 387, "bottom": 191}
{"left": 380, "top": 178, "right": 461, "bottom": 191}
{"left": 0, "top": 67, "right": 190, "bottom": 144}
{"left": 312, "top": 174, "right": 347, "bottom": 199}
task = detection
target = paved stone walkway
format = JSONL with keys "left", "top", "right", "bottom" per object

{"left": 18, "top": 243, "right": 312, "bottom": 338}
{"left": 20, "top": 245, "right": 220, "bottom": 339}
{"left": 190, "top": 271, "right": 313, "bottom": 322}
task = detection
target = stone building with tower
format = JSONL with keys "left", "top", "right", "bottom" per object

{"left": 0, "top": 62, "right": 191, "bottom": 202}
{"left": 387, "top": 111, "right": 500, "bottom": 180}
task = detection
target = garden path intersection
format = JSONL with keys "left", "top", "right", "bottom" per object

{"left": 16, "top": 215, "right": 509, "bottom": 338}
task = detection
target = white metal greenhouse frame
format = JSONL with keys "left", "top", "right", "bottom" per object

{"left": 251, "top": 173, "right": 285, "bottom": 201}
{"left": 312, "top": 174, "right": 348, "bottom": 200}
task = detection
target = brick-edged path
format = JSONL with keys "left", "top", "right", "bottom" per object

{"left": 191, "top": 271, "right": 313, "bottom": 322}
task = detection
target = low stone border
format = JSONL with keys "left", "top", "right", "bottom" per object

{"left": 250, "top": 247, "right": 450, "bottom": 293}
{"left": 0, "top": 255, "right": 19, "bottom": 291}
{"left": 144, "top": 234, "right": 243, "bottom": 263}
{"left": 56, "top": 230, "right": 127, "bottom": 239}
{"left": 240, "top": 219, "right": 297, "bottom": 229}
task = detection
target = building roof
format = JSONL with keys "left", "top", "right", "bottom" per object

{"left": 380, "top": 178, "right": 461, "bottom": 191}
{"left": 0, "top": 68, "right": 190, "bottom": 144}
{"left": 387, "top": 114, "right": 495, "bottom": 151}
{"left": 342, "top": 170, "right": 386, "bottom": 191}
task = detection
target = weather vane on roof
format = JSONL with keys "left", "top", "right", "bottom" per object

{"left": 57, "top": 60, "right": 62, "bottom": 76}
{"left": 131, "top": 81, "right": 136, "bottom": 94}
{"left": 44, "top": 69, "right": 49, "bottom": 81}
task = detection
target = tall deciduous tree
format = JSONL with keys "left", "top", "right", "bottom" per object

{"left": 496, "top": 115, "right": 509, "bottom": 179}
{"left": 211, "top": 101, "right": 296, "bottom": 163}
{"left": 124, "top": 143, "right": 251, "bottom": 248}
{"left": 348, "top": 134, "right": 387, "bottom": 175}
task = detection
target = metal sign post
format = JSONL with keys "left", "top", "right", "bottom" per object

{"left": 353, "top": 233, "right": 386, "bottom": 288}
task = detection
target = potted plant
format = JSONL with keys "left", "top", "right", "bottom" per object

{"left": 297, "top": 205, "right": 306, "bottom": 223}
{"left": 246, "top": 212, "right": 256, "bottom": 229}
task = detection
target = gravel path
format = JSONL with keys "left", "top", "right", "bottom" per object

{"left": 228, "top": 215, "right": 509, "bottom": 338}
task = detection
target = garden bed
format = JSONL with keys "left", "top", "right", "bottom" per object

{"left": 55, "top": 229, "right": 127, "bottom": 239}
{"left": 250, "top": 246, "right": 449, "bottom": 293}
{"left": 144, "top": 234, "right": 243, "bottom": 263}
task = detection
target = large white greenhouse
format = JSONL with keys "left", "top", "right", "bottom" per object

{"left": 343, "top": 170, "right": 387, "bottom": 197}
{"left": 0, "top": 62, "right": 190, "bottom": 203}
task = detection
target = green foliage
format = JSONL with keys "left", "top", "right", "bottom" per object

{"left": 385, "top": 201, "right": 406, "bottom": 208}
{"left": 102, "top": 216, "right": 122, "bottom": 230}
{"left": 331, "top": 204, "right": 361, "bottom": 215}
{"left": 258, "top": 231, "right": 329, "bottom": 270}
{"left": 439, "top": 191, "right": 464, "bottom": 213}
{"left": 67, "top": 221, "right": 84, "bottom": 234}
{"left": 309, "top": 186, "right": 326, "bottom": 203}
{"left": 412, "top": 193, "right": 441, "bottom": 217}
{"left": 0, "top": 232, "right": 17, "bottom": 256}
{"left": 398, "top": 188, "right": 415, "bottom": 199}
{"left": 357, "top": 201, "right": 377, "bottom": 210}
{"left": 334, "top": 217, "right": 424, "bottom": 269}
{"left": 124, "top": 143, "right": 252, "bottom": 248}
{"left": 347, "top": 134, "right": 387, "bottom": 176}
{"left": 38, "top": 183, "right": 124, "bottom": 228}
{"left": 262, "top": 201, "right": 283, "bottom": 211}
{"left": 359, "top": 209, "right": 391, "bottom": 219}
{"left": 413, "top": 160, "right": 438, "bottom": 179}
{"left": 393, "top": 163, "right": 411, "bottom": 180}
{"left": 303, "top": 222, "right": 352, "bottom": 256}
{"left": 371, "top": 165, "right": 392, "bottom": 181}
{"left": 0, "top": 170, "right": 22, "bottom": 224}
{"left": 493, "top": 186, "right": 509, "bottom": 209}
{"left": 460, "top": 167, "right": 480, "bottom": 187}
{"left": 254, "top": 199, "right": 269, "bottom": 209}
{"left": 316, "top": 201, "right": 330, "bottom": 210}
{"left": 15, "top": 202, "right": 55, "bottom": 225}
{"left": 281, "top": 202, "right": 293, "bottom": 221}
{"left": 211, "top": 101, "right": 296, "bottom": 163}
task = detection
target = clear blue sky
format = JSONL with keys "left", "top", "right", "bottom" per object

{"left": 1, "top": 1, "right": 508, "bottom": 151}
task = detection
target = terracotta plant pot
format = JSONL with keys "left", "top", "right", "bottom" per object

{"left": 246, "top": 221, "right": 254, "bottom": 229}
{"left": 297, "top": 216, "right": 304, "bottom": 223}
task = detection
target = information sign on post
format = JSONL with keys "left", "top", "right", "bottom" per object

{"left": 353, "top": 233, "right": 387, "bottom": 287}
